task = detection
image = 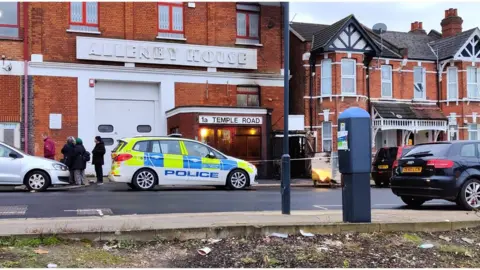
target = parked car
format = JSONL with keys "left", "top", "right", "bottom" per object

{"left": 372, "top": 146, "right": 412, "bottom": 187}
{"left": 0, "top": 142, "right": 70, "bottom": 191}
{"left": 391, "top": 141, "right": 480, "bottom": 210}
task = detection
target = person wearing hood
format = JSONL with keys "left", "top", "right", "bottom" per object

{"left": 42, "top": 133, "right": 56, "bottom": 160}
{"left": 72, "top": 138, "right": 88, "bottom": 185}
{"left": 92, "top": 136, "right": 106, "bottom": 185}
{"left": 61, "top": 136, "right": 76, "bottom": 184}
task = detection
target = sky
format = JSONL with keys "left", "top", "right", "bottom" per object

{"left": 290, "top": 2, "right": 480, "bottom": 33}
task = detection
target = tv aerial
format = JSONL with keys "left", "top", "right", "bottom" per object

{"left": 372, "top": 23, "right": 387, "bottom": 34}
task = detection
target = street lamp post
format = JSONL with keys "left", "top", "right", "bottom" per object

{"left": 281, "top": 1, "right": 291, "bottom": 215}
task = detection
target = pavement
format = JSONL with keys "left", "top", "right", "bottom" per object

{"left": 0, "top": 209, "right": 479, "bottom": 237}
{"left": 0, "top": 182, "right": 460, "bottom": 219}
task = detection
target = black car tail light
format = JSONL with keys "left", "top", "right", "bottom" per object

{"left": 426, "top": 159, "right": 454, "bottom": 169}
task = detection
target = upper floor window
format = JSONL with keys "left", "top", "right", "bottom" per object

{"left": 447, "top": 67, "right": 458, "bottom": 100}
{"left": 321, "top": 59, "right": 332, "bottom": 96}
{"left": 237, "top": 86, "right": 260, "bottom": 107}
{"left": 0, "top": 2, "right": 19, "bottom": 38}
{"left": 158, "top": 2, "right": 184, "bottom": 40}
{"left": 467, "top": 66, "right": 480, "bottom": 99}
{"left": 341, "top": 59, "right": 356, "bottom": 95}
{"left": 413, "top": 67, "right": 426, "bottom": 100}
{"left": 381, "top": 65, "right": 392, "bottom": 98}
{"left": 69, "top": 2, "right": 99, "bottom": 33}
{"left": 236, "top": 4, "right": 260, "bottom": 45}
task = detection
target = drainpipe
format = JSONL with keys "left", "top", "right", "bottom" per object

{"left": 309, "top": 54, "right": 315, "bottom": 131}
{"left": 23, "top": 2, "right": 29, "bottom": 153}
{"left": 363, "top": 53, "right": 374, "bottom": 113}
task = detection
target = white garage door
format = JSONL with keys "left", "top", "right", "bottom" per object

{"left": 95, "top": 81, "right": 159, "bottom": 175}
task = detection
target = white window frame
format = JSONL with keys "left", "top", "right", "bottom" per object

{"left": 341, "top": 59, "right": 356, "bottom": 95}
{"left": 413, "top": 67, "right": 426, "bottom": 100}
{"left": 468, "top": 123, "right": 478, "bottom": 140}
{"left": 321, "top": 122, "right": 332, "bottom": 152}
{"left": 381, "top": 65, "right": 392, "bottom": 98}
{"left": 321, "top": 59, "right": 332, "bottom": 96}
{"left": 447, "top": 67, "right": 458, "bottom": 100}
{"left": 467, "top": 66, "right": 480, "bottom": 99}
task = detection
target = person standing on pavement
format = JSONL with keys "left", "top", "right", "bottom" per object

{"left": 42, "top": 133, "right": 56, "bottom": 160}
{"left": 91, "top": 136, "right": 106, "bottom": 185}
{"left": 61, "top": 136, "right": 76, "bottom": 184}
{"left": 72, "top": 138, "right": 88, "bottom": 186}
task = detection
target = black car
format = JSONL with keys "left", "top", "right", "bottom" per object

{"left": 391, "top": 141, "right": 480, "bottom": 210}
{"left": 372, "top": 146, "right": 412, "bottom": 187}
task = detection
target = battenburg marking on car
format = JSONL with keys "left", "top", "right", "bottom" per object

{"left": 165, "top": 170, "right": 219, "bottom": 178}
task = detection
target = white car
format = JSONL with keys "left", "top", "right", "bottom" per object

{"left": 0, "top": 142, "right": 71, "bottom": 191}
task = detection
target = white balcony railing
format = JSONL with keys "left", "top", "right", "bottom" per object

{"left": 372, "top": 118, "right": 447, "bottom": 132}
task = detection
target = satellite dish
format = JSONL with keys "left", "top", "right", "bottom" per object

{"left": 372, "top": 23, "right": 387, "bottom": 34}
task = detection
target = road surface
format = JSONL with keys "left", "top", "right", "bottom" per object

{"left": 0, "top": 183, "right": 457, "bottom": 219}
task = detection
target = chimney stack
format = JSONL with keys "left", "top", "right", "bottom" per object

{"left": 441, "top": 8, "right": 463, "bottom": 38}
{"left": 409, "top": 21, "right": 426, "bottom": 34}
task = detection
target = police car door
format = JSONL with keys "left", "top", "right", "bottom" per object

{"left": 158, "top": 140, "right": 189, "bottom": 185}
{"left": 183, "top": 141, "right": 222, "bottom": 185}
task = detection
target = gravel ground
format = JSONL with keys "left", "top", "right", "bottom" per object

{"left": 1, "top": 228, "right": 480, "bottom": 268}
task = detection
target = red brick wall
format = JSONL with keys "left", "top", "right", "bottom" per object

{"left": 25, "top": 2, "right": 282, "bottom": 73}
{"left": 289, "top": 32, "right": 308, "bottom": 115}
{"left": 0, "top": 76, "right": 21, "bottom": 122}
{"left": 174, "top": 82, "right": 284, "bottom": 130}
{"left": 32, "top": 76, "right": 78, "bottom": 158}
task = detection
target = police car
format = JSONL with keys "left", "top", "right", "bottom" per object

{"left": 108, "top": 134, "right": 258, "bottom": 190}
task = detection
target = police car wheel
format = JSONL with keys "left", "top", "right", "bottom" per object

{"left": 227, "top": 170, "right": 249, "bottom": 190}
{"left": 132, "top": 169, "right": 157, "bottom": 191}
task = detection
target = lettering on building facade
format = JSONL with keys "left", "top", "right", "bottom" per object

{"left": 199, "top": 115, "right": 263, "bottom": 125}
{"left": 76, "top": 37, "right": 257, "bottom": 69}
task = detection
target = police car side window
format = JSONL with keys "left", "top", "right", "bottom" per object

{"left": 151, "top": 141, "right": 162, "bottom": 153}
{"left": 159, "top": 140, "right": 182, "bottom": 155}
{"left": 133, "top": 141, "right": 149, "bottom": 152}
{"left": 184, "top": 141, "right": 210, "bottom": 157}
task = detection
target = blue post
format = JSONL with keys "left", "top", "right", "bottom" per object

{"left": 281, "top": 1, "right": 290, "bottom": 215}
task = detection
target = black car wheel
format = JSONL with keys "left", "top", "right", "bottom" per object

{"left": 457, "top": 178, "right": 480, "bottom": 210}
{"left": 373, "top": 176, "right": 383, "bottom": 188}
{"left": 401, "top": 196, "right": 426, "bottom": 208}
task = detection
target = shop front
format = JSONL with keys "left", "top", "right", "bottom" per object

{"left": 166, "top": 106, "right": 273, "bottom": 178}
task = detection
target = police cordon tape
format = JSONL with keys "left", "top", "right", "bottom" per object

{"left": 246, "top": 156, "right": 334, "bottom": 164}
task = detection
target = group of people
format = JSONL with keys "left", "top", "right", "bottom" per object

{"left": 42, "top": 133, "right": 106, "bottom": 186}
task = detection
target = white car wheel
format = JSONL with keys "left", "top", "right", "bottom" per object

{"left": 132, "top": 169, "right": 157, "bottom": 191}
{"left": 26, "top": 171, "right": 50, "bottom": 191}
{"left": 227, "top": 170, "right": 248, "bottom": 190}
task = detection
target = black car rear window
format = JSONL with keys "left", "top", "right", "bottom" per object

{"left": 375, "top": 147, "right": 398, "bottom": 160}
{"left": 404, "top": 144, "right": 451, "bottom": 157}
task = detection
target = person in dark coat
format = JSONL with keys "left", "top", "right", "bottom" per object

{"left": 61, "top": 136, "right": 76, "bottom": 184}
{"left": 72, "top": 138, "right": 87, "bottom": 186}
{"left": 92, "top": 136, "right": 106, "bottom": 185}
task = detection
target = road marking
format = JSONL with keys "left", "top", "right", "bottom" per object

{"left": 64, "top": 208, "right": 113, "bottom": 216}
{"left": 0, "top": 205, "right": 27, "bottom": 216}
{"left": 313, "top": 205, "right": 328, "bottom": 210}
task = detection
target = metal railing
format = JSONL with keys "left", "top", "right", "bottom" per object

{"left": 373, "top": 118, "right": 447, "bottom": 132}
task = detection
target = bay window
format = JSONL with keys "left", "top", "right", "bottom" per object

{"left": 321, "top": 59, "right": 332, "bottom": 96}
{"left": 322, "top": 122, "right": 332, "bottom": 152}
{"left": 158, "top": 2, "right": 184, "bottom": 40}
{"left": 69, "top": 2, "right": 99, "bottom": 33}
{"left": 236, "top": 4, "right": 260, "bottom": 45}
{"left": 341, "top": 59, "right": 356, "bottom": 95}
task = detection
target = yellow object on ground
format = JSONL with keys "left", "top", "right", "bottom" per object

{"left": 312, "top": 168, "right": 332, "bottom": 185}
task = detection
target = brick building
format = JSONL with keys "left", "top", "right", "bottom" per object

{"left": 290, "top": 8, "right": 480, "bottom": 154}
{"left": 0, "top": 2, "right": 285, "bottom": 177}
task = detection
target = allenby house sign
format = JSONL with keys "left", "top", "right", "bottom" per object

{"left": 199, "top": 115, "right": 263, "bottom": 125}
{"left": 76, "top": 37, "right": 258, "bottom": 70}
